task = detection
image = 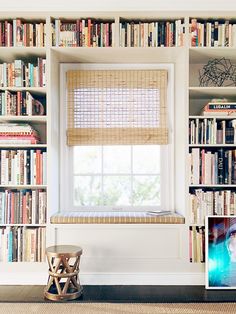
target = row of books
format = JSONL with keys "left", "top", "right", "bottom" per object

{"left": 0, "top": 123, "right": 40, "bottom": 144}
{"left": 189, "top": 148, "right": 236, "bottom": 185}
{"left": 189, "top": 226, "right": 205, "bottom": 263}
{"left": 190, "top": 18, "right": 236, "bottom": 47}
{"left": 0, "top": 149, "right": 47, "bottom": 185}
{"left": 0, "top": 58, "right": 46, "bottom": 87}
{"left": 0, "top": 20, "right": 45, "bottom": 47}
{"left": 120, "top": 20, "right": 184, "bottom": 47}
{"left": 189, "top": 189, "right": 236, "bottom": 225}
{"left": 52, "top": 19, "right": 115, "bottom": 47}
{"left": 0, "top": 226, "right": 45, "bottom": 262}
{"left": 0, "top": 91, "right": 45, "bottom": 116}
{"left": 189, "top": 118, "right": 236, "bottom": 145}
{"left": 0, "top": 189, "right": 46, "bottom": 225}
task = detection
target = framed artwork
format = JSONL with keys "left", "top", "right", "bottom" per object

{"left": 206, "top": 216, "right": 236, "bottom": 289}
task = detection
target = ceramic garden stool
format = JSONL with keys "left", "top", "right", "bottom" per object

{"left": 44, "top": 245, "right": 83, "bottom": 301}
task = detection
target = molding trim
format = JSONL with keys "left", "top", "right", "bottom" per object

{"left": 0, "top": 272, "right": 205, "bottom": 285}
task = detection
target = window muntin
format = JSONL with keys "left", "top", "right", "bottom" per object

{"left": 72, "top": 145, "right": 161, "bottom": 209}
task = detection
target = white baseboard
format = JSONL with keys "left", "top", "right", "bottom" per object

{"left": 0, "top": 272, "right": 205, "bottom": 285}
{"left": 81, "top": 272, "right": 205, "bottom": 285}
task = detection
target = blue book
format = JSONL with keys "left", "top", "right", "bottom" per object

{"left": 8, "top": 229, "right": 13, "bottom": 262}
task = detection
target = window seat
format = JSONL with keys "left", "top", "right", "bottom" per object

{"left": 50, "top": 211, "right": 185, "bottom": 224}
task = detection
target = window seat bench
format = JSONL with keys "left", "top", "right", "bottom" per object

{"left": 50, "top": 212, "right": 185, "bottom": 224}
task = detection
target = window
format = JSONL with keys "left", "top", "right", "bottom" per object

{"left": 60, "top": 64, "right": 174, "bottom": 212}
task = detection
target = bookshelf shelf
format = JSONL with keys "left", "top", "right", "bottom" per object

{"left": 189, "top": 185, "right": 236, "bottom": 187}
{"left": 0, "top": 262, "right": 47, "bottom": 265}
{"left": 0, "top": 87, "right": 47, "bottom": 94}
{"left": 190, "top": 224, "right": 205, "bottom": 227}
{"left": 189, "top": 144, "right": 236, "bottom": 147}
{"left": 0, "top": 185, "right": 47, "bottom": 188}
{"left": 189, "top": 115, "right": 236, "bottom": 119}
{"left": 189, "top": 87, "right": 236, "bottom": 98}
{"left": 0, "top": 224, "right": 47, "bottom": 227}
{"left": 0, "top": 116, "right": 47, "bottom": 123}
{"left": 0, "top": 144, "right": 47, "bottom": 148}
{"left": 0, "top": 47, "right": 46, "bottom": 61}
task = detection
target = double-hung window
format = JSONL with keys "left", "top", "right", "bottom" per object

{"left": 60, "top": 64, "right": 174, "bottom": 212}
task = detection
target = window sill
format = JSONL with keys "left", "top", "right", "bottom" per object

{"left": 50, "top": 211, "right": 185, "bottom": 224}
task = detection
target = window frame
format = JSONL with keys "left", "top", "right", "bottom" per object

{"left": 60, "top": 63, "right": 174, "bottom": 212}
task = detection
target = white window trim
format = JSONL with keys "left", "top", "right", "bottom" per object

{"left": 60, "top": 63, "right": 175, "bottom": 212}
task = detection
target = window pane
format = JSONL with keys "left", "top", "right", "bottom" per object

{"left": 73, "top": 146, "right": 101, "bottom": 174}
{"left": 103, "top": 146, "right": 131, "bottom": 173}
{"left": 103, "top": 176, "right": 131, "bottom": 206}
{"left": 133, "top": 145, "right": 160, "bottom": 174}
{"left": 74, "top": 176, "right": 102, "bottom": 206}
{"left": 133, "top": 175, "right": 160, "bottom": 206}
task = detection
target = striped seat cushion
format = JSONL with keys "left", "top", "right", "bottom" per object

{"left": 50, "top": 211, "right": 185, "bottom": 224}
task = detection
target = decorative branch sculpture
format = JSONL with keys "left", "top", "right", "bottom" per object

{"left": 199, "top": 57, "right": 236, "bottom": 87}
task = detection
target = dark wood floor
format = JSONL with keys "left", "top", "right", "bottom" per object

{"left": 1, "top": 286, "right": 236, "bottom": 303}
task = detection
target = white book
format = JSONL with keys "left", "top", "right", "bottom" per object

{"left": 42, "top": 59, "right": 46, "bottom": 87}
{"left": 41, "top": 227, "right": 46, "bottom": 262}
{"left": 1, "top": 228, "right": 5, "bottom": 262}
{"left": 1, "top": 150, "right": 7, "bottom": 185}
{"left": 205, "top": 152, "right": 212, "bottom": 185}
{"left": 192, "top": 148, "right": 200, "bottom": 185}
{"left": 189, "top": 194, "right": 194, "bottom": 224}
{"left": 14, "top": 60, "right": 23, "bottom": 87}
{"left": 26, "top": 91, "right": 33, "bottom": 116}
{"left": 37, "top": 228, "right": 40, "bottom": 262}
{"left": 39, "top": 191, "right": 43, "bottom": 224}
{"left": 233, "top": 24, "right": 236, "bottom": 47}
{"left": 226, "top": 190, "right": 231, "bottom": 215}
{"left": 30, "top": 229, "right": 36, "bottom": 262}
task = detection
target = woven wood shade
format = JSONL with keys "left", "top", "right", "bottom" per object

{"left": 66, "top": 69, "right": 168, "bottom": 145}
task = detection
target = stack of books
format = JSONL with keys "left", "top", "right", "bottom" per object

{"left": 0, "top": 123, "right": 40, "bottom": 144}
{"left": 202, "top": 101, "right": 236, "bottom": 116}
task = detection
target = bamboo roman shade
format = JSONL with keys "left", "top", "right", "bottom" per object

{"left": 66, "top": 69, "right": 168, "bottom": 145}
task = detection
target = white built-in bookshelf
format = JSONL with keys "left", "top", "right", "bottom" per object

{"left": 0, "top": 16, "right": 48, "bottom": 264}
{"left": 0, "top": 11, "right": 235, "bottom": 282}
{"left": 188, "top": 18, "right": 236, "bottom": 263}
